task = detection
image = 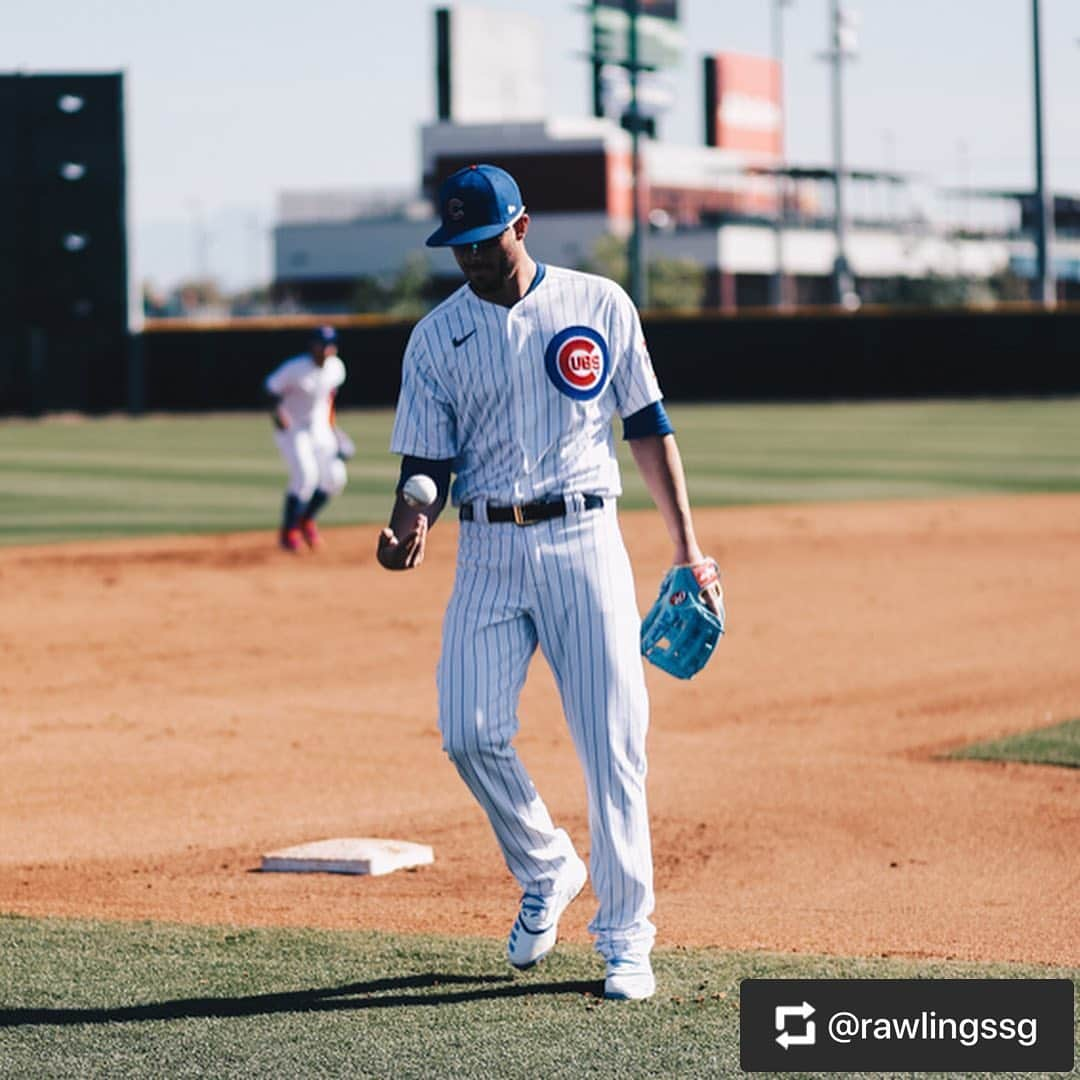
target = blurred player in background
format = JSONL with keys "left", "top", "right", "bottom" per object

{"left": 265, "top": 325, "right": 354, "bottom": 552}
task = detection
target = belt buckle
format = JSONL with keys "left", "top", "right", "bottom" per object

{"left": 512, "top": 504, "right": 527, "bottom": 527}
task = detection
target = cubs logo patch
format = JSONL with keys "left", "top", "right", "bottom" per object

{"left": 447, "top": 197, "right": 465, "bottom": 221}
{"left": 544, "top": 326, "right": 610, "bottom": 401}
{"left": 670, "top": 590, "right": 687, "bottom": 606}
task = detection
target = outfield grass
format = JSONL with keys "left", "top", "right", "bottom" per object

{"left": 950, "top": 717, "right": 1080, "bottom": 769}
{"left": 0, "top": 916, "right": 1075, "bottom": 1080}
{"left": 1, "top": 399, "right": 1078, "bottom": 546}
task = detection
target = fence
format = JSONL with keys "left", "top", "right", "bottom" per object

{"left": 1, "top": 304, "right": 1077, "bottom": 416}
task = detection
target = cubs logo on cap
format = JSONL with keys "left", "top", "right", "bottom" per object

{"left": 544, "top": 326, "right": 609, "bottom": 401}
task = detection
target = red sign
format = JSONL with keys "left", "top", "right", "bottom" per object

{"left": 705, "top": 53, "right": 783, "bottom": 158}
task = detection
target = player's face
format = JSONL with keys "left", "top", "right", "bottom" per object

{"left": 452, "top": 225, "right": 520, "bottom": 298}
{"left": 310, "top": 342, "right": 337, "bottom": 366}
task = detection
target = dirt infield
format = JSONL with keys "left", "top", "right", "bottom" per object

{"left": 2, "top": 495, "right": 1078, "bottom": 966}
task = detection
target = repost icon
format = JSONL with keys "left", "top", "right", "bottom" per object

{"left": 775, "top": 1001, "right": 816, "bottom": 1049}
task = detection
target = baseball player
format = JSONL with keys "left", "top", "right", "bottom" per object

{"left": 265, "top": 325, "right": 351, "bottom": 551}
{"left": 377, "top": 164, "right": 722, "bottom": 1001}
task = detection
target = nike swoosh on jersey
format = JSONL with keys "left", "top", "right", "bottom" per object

{"left": 452, "top": 329, "right": 477, "bottom": 348}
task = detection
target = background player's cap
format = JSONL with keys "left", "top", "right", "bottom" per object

{"left": 426, "top": 164, "right": 524, "bottom": 248}
{"left": 309, "top": 325, "right": 337, "bottom": 344}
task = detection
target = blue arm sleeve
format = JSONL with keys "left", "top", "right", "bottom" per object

{"left": 622, "top": 401, "right": 674, "bottom": 440}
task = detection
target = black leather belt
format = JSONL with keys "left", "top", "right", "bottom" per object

{"left": 460, "top": 494, "right": 604, "bottom": 526}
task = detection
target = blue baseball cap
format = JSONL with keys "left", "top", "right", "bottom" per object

{"left": 309, "top": 325, "right": 337, "bottom": 344}
{"left": 426, "top": 164, "right": 525, "bottom": 248}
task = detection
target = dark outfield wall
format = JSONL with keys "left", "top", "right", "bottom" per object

{"left": 133, "top": 320, "right": 413, "bottom": 413}
{"left": 134, "top": 306, "right": 1079, "bottom": 414}
{"left": 3, "top": 305, "right": 1077, "bottom": 415}
{"left": 665, "top": 305, "right": 1079, "bottom": 399}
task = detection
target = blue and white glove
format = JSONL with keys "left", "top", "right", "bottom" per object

{"left": 641, "top": 559, "right": 725, "bottom": 680}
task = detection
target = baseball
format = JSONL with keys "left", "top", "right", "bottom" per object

{"left": 402, "top": 473, "right": 438, "bottom": 508}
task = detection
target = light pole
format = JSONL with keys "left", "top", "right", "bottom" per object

{"left": 1030, "top": 0, "right": 1055, "bottom": 306}
{"left": 627, "top": 0, "right": 647, "bottom": 309}
{"left": 823, "top": 0, "right": 859, "bottom": 309}
{"left": 882, "top": 129, "right": 897, "bottom": 223}
{"left": 769, "top": 0, "right": 793, "bottom": 309}
{"left": 591, "top": 0, "right": 604, "bottom": 117}
{"left": 187, "top": 197, "right": 210, "bottom": 284}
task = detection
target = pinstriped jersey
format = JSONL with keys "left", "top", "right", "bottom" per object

{"left": 390, "top": 264, "right": 662, "bottom": 505}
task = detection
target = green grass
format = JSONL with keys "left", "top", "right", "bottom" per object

{"left": 950, "top": 717, "right": 1080, "bottom": 769}
{"left": 0, "top": 915, "right": 1075, "bottom": 1080}
{"left": 1, "top": 399, "right": 1078, "bottom": 546}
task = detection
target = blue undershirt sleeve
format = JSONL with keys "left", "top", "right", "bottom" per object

{"left": 622, "top": 401, "right": 674, "bottom": 440}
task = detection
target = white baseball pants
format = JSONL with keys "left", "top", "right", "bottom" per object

{"left": 274, "top": 426, "right": 346, "bottom": 501}
{"left": 437, "top": 498, "right": 656, "bottom": 960}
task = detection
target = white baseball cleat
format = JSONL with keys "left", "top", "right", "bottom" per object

{"left": 506, "top": 857, "right": 588, "bottom": 970}
{"left": 603, "top": 954, "right": 656, "bottom": 1001}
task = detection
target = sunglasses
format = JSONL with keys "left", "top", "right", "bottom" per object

{"left": 453, "top": 229, "right": 509, "bottom": 255}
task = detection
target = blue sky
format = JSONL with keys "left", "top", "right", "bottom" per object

{"left": 5, "top": 0, "right": 1078, "bottom": 291}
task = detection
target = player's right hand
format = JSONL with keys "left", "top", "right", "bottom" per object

{"left": 376, "top": 515, "right": 428, "bottom": 571}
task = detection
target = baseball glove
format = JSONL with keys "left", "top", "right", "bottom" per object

{"left": 640, "top": 559, "right": 725, "bottom": 680}
{"left": 334, "top": 428, "right": 356, "bottom": 460}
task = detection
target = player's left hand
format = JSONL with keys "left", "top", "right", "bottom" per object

{"left": 335, "top": 428, "right": 356, "bottom": 460}
{"left": 673, "top": 549, "right": 723, "bottom": 617}
{"left": 689, "top": 558, "right": 724, "bottom": 618}
{"left": 376, "top": 515, "right": 428, "bottom": 571}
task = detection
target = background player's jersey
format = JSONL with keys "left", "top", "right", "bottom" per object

{"left": 265, "top": 354, "right": 345, "bottom": 431}
{"left": 390, "top": 265, "right": 662, "bottom": 505}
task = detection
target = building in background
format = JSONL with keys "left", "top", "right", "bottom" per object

{"left": 271, "top": 4, "right": 1080, "bottom": 314}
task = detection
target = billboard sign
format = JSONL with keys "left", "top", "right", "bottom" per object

{"left": 593, "top": 0, "right": 682, "bottom": 70}
{"left": 704, "top": 53, "right": 783, "bottom": 158}
{"left": 436, "top": 6, "right": 545, "bottom": 123}
{"left": 597, "top": 0, "right": 677, "bottom": 18}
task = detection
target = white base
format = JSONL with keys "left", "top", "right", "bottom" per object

{"left": 260, "top": 837, "right": 434, "bottom": 876}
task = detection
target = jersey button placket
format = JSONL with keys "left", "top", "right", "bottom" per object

{"left": 506, "top": 309, "right": 533, "bottom": 489}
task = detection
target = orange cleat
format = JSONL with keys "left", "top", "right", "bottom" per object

{"left": 299, "top": 519, "right": 323, "bottom": 549}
